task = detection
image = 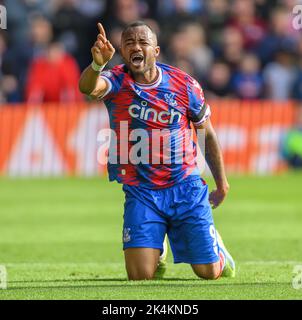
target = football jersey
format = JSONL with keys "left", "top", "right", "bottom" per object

{"left": 99, "top": 62, "right": 211, "bottom": 189}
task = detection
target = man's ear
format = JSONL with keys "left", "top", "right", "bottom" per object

{"left": 155, "top": 46, "right": 160, "bottom": 57}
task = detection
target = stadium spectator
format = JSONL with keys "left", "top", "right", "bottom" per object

{"left": 232, "top": 53, "right": 264, "bottom": 100}
{"left": 156, "top": 0, "right": 204, "bottom": 45}
{"left": 76, "top": 0, "right": 106, "bottom": 19}
{"left": 1, "top": 0, "right": 301, "bottom": 104}
{"left": 6, "top": 15, "right": 54, "bottom": 101}
{"left": 50, "top": 0, "right": 90, "bottom": 69}
{"left": 104, "top": 0, "right": 142, "bottom": 28}
{"left": 181, "top": 23, "right": 213, "bottom": 79}
{"left": 166, "top": 23, "right": 212, "bottom": 81}
{"left": 106, "top": 26, "right": 125, "bottom": 69}
{"left": 292, "top": 72, "right": 302, "bottom": 102}
{"left": 257, "top": 6, "right": 297, "bottom": 65}
{"left": 4, "top": 0, "right": 50, "bottom": 48}
{"left": 219, "top": 27, "right": 244, "bottom": 71}
{"left": 292, "top": 37, "right": 302, "bottom": 101}
{"left": 254, "top": 0, "right": 279, "bottom": 21}
{"left": 263, "top": 47, "right": 295, "bottom": 101}
{"left": 166, "top": 29, "right": 192, "bottom": 67}
{"left": 204, "top": 0, "right": 230, "bottom": 50}
{"left": 143, "top": 0, "right": 160, "bottom": 19}
{"left": 204, "top": 60, "right": 233, "bottom": 99}
{"left": 228, "top": 0, "right": 267, "bottom": 50}
{"left": 25, "top": 41, "right": 83, "bottom": 103}
{"left": 157, "top": 0, "right": 204, "bottom": 19}
{"left": 0, "top": 31, "right": 20, "bottom": 103}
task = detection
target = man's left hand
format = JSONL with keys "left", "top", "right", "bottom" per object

{"left": 209, "top": 185, "right": 229, "bottom": 209}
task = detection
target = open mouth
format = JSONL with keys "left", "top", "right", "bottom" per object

{"left": 130, "top": 53, "right": 144, "bottom": 67}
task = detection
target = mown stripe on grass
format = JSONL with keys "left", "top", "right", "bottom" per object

{"left": 4, "top": 261, "right": 302, "bottom": 268}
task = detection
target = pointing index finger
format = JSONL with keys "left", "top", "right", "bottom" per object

{"left": 97, "top": 22, "right": 106, "bottom": 39}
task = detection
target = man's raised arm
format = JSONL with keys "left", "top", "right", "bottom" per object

{"left": 79, "top": 23, "right": 115, "bottom": 99}
{"left": 195, "top": 119, "right": 230, "bottom": 209}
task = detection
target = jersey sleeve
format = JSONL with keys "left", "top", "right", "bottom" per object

{"left": 98, "top": 68, "right": 122, "bottom": 100}
{"left": 186, "top": 76, "right": 211, "bottom": 126}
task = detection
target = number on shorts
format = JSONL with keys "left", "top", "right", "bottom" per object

{"left": 209, "top": 225, "right": 218, "bottom": 256}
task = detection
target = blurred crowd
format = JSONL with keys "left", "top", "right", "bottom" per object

{"left": 1, "top": 0, "right": 302, "bottom": 104}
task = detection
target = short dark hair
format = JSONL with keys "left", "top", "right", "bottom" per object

{"left": 121, "top": 21, "right": 155, "bottom": 38}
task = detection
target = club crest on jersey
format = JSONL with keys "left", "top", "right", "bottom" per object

{"left": 128, "top": 100, "right": 182, "bottom": 124}
{"left": 164, "top": 93, "right": 178, "bottom": 107}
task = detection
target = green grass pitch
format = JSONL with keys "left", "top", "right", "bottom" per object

{"left": 0, "top": 174, "right": 301, "bottom": 300}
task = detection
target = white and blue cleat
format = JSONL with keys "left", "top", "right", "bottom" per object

{"left": 216, "top": 230, "right": 236, "bottom": 278}
{"left": 154, "top": 235, "right": 168, "bottom": 279}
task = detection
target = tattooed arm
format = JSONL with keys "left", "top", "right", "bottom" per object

{"left": 195, "top": 118, "right": 230, "bottom": 209}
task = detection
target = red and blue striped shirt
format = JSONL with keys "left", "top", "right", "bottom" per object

{"left": 99, "top": 62, "right": 210, "bottom": 189}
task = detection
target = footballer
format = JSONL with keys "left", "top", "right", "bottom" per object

{"left": 79, "top": 21, "right": 235, "bottom": 280}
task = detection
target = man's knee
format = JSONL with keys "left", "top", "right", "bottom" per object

{"left": 127, "top": 267, "right": 155, "bottom": 281}
{"left": 124, "top": 248, "right": 160, "bottom": 281}
{"left": 191, "top": 262, "right": 221, "bottom": 280}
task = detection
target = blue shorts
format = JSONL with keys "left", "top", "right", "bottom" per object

{"left": 122, "top": 176, "right": 220, "bottom": 265}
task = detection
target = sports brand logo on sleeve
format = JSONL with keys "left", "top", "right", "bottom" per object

{"left": 101, "top": 71, "right": 113, "bottom": 78}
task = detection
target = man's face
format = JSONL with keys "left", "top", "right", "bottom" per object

{"left": 120, "top": 26, "right": 160, "bottom": 75}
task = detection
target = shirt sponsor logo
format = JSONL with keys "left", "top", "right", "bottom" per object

{"left": 128, "top": 101, "right": 182, "bottom": 124}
